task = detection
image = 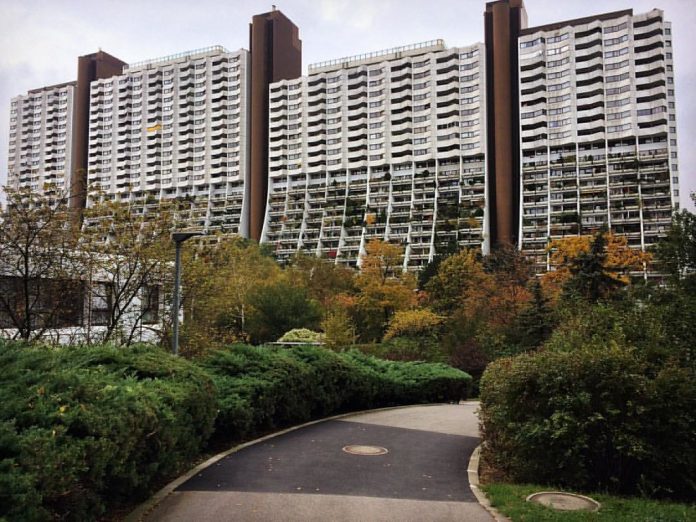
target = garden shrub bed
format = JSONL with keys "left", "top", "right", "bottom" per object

{"left": 0, "top": 341, "right": 471, "bottom": 521}
{"left": 479, "top": 346, "right": 696, "bottom": 501}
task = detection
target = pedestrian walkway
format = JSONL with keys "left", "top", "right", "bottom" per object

{"left": 144, "top": 403, "right": 492, "bottom": 521}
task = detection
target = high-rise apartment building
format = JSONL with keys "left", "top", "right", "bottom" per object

{"left": 8, "top": 82, "right": 76, "bottom": 196}
{"left": 5, "top": 2, "right": 681, "bottom": 272}
{"left": 86, "top": 47, "right": 251, "bottom": 234}
{"left": 517, "top": 8, "right": 679, "bottom": 269}
{"left": 261, "top": 41, "right": 487, "bottom": 269}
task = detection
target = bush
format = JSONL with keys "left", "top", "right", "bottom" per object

{"left": 1, "top": 341, "right": 471, "bottom": 520}
{"left": 479, "top": 345, "right": 696, "bottom": 501}
{"left": 277, "top": 328, "right": 324, "bottom": 343}
{"left": 203, "top": 345, "right": 471, "bottom": 441}
{"left": 0, "top": 342, "right": 217, "bottom": 521}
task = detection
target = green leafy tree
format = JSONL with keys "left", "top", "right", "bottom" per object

{"left": 654, "top": 207, "right": 696, "bottom": 286}
{"left": 247, "top": 280, "right": 322, "bottom": 344}
{"left": 321, "top": 307, "right": 356, "bottom": 351}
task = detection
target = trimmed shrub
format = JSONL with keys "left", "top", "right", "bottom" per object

{"left": 277, "top": 328, "right": 324, "bottom": 343}
{"left": 0, "top": 342, "right": 217, "bottom": 521}
{"left": 479, "top": 345, "right": 696, "bottom": 500}
{"left": 1, "top": 341, "right": 471, "bottom": 520}
{"left": 204, "top": 345, "right": 471, "bottom": 442}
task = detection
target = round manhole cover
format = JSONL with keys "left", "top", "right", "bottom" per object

{"left": 342, "top": 445, "right": 388, "bottom": 456}
{"left": 527, "top": 492, "right": 601, "bottom": 512}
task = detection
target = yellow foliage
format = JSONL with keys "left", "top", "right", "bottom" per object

{"left": 542, "top": 232, "right": 651, "bottom": 299}
{"left": 384, "top": 309, "right": 443, "bottom": 341}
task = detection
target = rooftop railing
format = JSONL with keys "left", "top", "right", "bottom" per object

{"left": 308, "top": 40, "right": 446, "bottom": 73}
{"left": 125, "top": 45, "right": 230, "bottom": 70}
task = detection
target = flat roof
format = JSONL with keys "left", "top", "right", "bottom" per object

{"left": 125, "top": 45, "right": 232, "bottom": 71}
{"left": 520, "top": 9, "right": 633, "bottom": 35}
{"left": 308, "top": 40, "right": 446, "bottom": 74}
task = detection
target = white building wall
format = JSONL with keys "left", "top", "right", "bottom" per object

{"left": 262, "top": 41, "right": 487, "bottom": 270}
{"left": 85, "top": 47, "right": 250, "bottom": 236}
{"left": 7, "top": 83, "right": 75, "bottom": 197}
{"left": 518, "top": 9, "right": 679, "bottom": 269}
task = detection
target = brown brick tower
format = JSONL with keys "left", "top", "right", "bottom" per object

{"left": 484, "top": 0, "right": 528, "bottom": 246}
{"left": 69, "top": 51, "right": 126, "bottom": 214}
{"left": 248, "top": 8, "right": 302, "bottom": 241}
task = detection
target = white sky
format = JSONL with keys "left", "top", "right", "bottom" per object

{"left": 0, "top": 0, "right": 694, "bottom": 210}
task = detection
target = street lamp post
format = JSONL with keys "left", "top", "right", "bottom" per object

{"left": 171, "top": 231, "right": 203, "bottom": 355}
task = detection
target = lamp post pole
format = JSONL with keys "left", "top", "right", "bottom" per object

{"left": 171, "top": 231, "right": 203, "bottom": 355}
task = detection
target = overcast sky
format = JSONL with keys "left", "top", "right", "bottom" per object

{"left": 1, "top": 0, "right": 694, "bottom": 210}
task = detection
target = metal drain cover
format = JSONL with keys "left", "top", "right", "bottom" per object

{"left": 527, "top": 492, "right": 601, "bottom": 512}
{"left": 342, "top": 445, "right": 388, "bottom": 456}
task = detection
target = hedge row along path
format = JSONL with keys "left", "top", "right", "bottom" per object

{"left": 143, "top": 403, "right": 492, "bottom": 521}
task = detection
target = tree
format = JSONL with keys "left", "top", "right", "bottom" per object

{"left": 288, "top": 253, "right": 355, "bottom": 308}
{"left": 181, "top": 237, "right": 281, "bottom": 353}
{"left": 542, "top": 229, "right": 651, "bottom": 300}
{"left": 561, "top": 229, "right": 631, "bottom": 302}
{"left": 80, "top": 199, "right": 173, "bottom": 345}
{"left": 246, "top": 279, "right": 322, "bottom": 344}
{"left": 654, "top": 208, "right": 696, "bottom": 286}
{"left": 424, "top": 248, "right": 488, "bottom": 313}
{"left": 383, "top": 309, "right": 443, "bottom": 341}
{"left": 351, "top": 240, "right": 417, "bottom": 341}
{"left": 321, "top": 307, "right": 356, "bottom": 350}
{"left": 0, "top": 188, "right": 83, "bottom": 341}
{"left": 512, "top": 279, "right": 554, "bottom": 349}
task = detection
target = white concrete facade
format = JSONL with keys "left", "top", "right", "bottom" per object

{"left": 86, "top": 46, "right": 251, "bottom": 235}
{"left": 261, "top": 41, "right": 488, "bottom": 270}
{"left": 517, "top": 9, "right": 679, "bottom": 269}
{"left": 7, "top": 83, "right": 76, "bottom": 197}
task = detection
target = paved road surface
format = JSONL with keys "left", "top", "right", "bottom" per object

{"left": 145, "top": 403, "right": 492, "bottom": 522}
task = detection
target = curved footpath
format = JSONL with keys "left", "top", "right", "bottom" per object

{"left": 137, "top": 403, "right": 493, "bottom": 522}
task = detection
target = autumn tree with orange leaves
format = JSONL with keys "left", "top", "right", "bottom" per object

{"left": 542, "top": 228, "right": 651, "bottom": 301}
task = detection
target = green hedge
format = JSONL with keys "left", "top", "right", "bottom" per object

{"left": 1, "top": 341, "right": 471, "bottom": 521}
{"left": 0, "top": 342, "right": 217, "bottom": 521}
{"left": 204, "top": 345, "right": 470, "bottom": 440}
{"left": 479, "top": 346, "right": 696, "bottom": 500}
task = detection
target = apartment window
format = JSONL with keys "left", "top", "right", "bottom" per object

{"left": 547, "top": 45, "right": 568, "bottom": 56}
{"left": 547, "top": 33, "right": 568, "bottom": 44}
{"left": 605, "top": 34, "right": 628, "bottom": 46}
{"left": 606, "top": 60, "right": 629, "bottom": 70}
{"left": 607, "top": 97, "right": 630, "bottom": 107}
{"left": 369, "top": 68, "right": 384, "bottom": 76}
{"left": 413, "top": 137, "right": 428, "bottom": 145}
{"left": 369, "top": 100, "right": 383, "bottom": 108}
{"left": 369, "top": 111, "right": 384, "bottom": 118}
{"left": 369, "top": 132, "right": 383, "bottom": 139}
{"left": 605, "top": 47, "right": 629, "bottom": 58}
{"left": 369, "top": 143, "right": 381, "bottom": 150}
{"left": 520, "top": 38, "right": 543, "bottom": 48}
{"left": 604, "top": 21, "right": 628, "bottom": 33}
{"left": 369, "top": 121, "right": 383, "bottom": 129}
{"left": 548, "top": 81, "right": 570, "bottom": 91}
{"left": 607, "top": 72, "right": 630, "bottom": 83}
{"left": 547, "top": 69, "right": 569, "bottom": 80}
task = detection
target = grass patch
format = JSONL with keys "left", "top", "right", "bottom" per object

{"left": 482, "top": 483, "right": 696, "bottom": 521}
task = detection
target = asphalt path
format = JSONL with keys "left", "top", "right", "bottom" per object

{"left": 145, "top": 403, "right": 492, "bottom": 521}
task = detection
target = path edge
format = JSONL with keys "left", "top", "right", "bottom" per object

{"left": 467, "top": 444, "right": 511, "bottom": 522}
{"left": 124, "top": 402, "right": 460, "bottom": 522}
